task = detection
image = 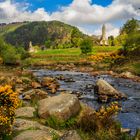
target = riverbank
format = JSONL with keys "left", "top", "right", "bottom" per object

{"left": 22, "top": 46, "right": 140, "bottom": 77}
{"left": 0, "top": 64, "right": 140, "bottom": 140}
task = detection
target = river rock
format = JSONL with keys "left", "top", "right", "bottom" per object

{"left": 13, "top": 130, "right": 52, "bottom": 140}
{"left": 121, "top": 128, "right": 131, "bottom": 134}
{"left": 15, "top": 87, "right": 24, "bottom": 94}
{"left": 15, "top": 107, "right": 36, "bottom": 118}
{"left": 13, "top": 119, "right": 42, "bottom": 132}
{"left": 120, "top": 71, "right": 136, "bottom": 79}
{"left": 41, "top": 77, "right": 60, "bottom": 93}
{"left": 98, "top": 95, "right": 108, "bottom": 103}
{"left": 23, "top": 89, "right": 48, "bottom": 100}
{"left": 64, "top": 77, "right": 75, "bottom": 82}
{"left": 31, "top": 81, "right": 42, "bottom": 89}
{"left": 21, "top": 77, "right": 32, "bottom": 84}
{"left": 38, "top": 94, "right": 81, "bottom": 121}
{"left": 13, "top": 118, "right": 61, "bottom": 135}
{"left": 95, "top": 79, "right": 127, "bottom": 102}
{"left": 23, "top": 94, "right": 31, "bottom": 100}
{"left": 61, "top": 130, "right": 82, "bottom": 140}
{"left": 16, "top": 78, "right": 23, "bottom": 84}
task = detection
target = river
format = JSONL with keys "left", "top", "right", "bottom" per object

{"left": 32, "top": 69, "right": 140, "bottom": 134}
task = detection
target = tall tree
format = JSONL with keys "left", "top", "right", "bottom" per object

{"left": 120, "top": 18, "right": 139, "bottom": 34}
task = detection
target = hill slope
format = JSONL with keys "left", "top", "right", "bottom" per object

{"left": 0, "top": 22, "right": 26, "bottom": 37}
{"left": 4, "top": 21, "right": 86, "bottom": 49}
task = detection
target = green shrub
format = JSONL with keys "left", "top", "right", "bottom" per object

{"left": 124, "top": 32, "right": 140, "bottom": 55}
{"left": 2, "top": 46, "right": 21, "bottom": 65}
{"left": 0, "top": 38, "right": 28, "bottom": 65}
{"left": 45, "top": 40, "right": 51, "bottom": 48}
{"left": 16, "top": 47, "right": 29, "bottom": 59}
{"left": 80, "top": 38, "right": 93, "bottom": 54}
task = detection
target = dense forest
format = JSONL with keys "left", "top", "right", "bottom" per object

{"left": 4, "top": 21, "right": 87, "bottom": 49}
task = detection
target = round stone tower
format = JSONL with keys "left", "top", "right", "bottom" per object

{"left": 100, "top": 24, "right": 108, "bottom": 46}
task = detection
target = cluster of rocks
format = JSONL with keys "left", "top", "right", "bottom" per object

{"left": 41, "top": 77, "right": 60, "bottom": 93}
{"left": 3, "top": 68, "right": 136, "bottom": 139}
{"left": 22, "top": 89, "right": 48, "bottom": 100}
{"left": 13, "top": 86, "right": 129, "bottom": 139}
{"left": 13, "top": 93, "right": 82, "bottom": 140}
{"left": 91, "top": 71, "right": 140, "bottom": 82}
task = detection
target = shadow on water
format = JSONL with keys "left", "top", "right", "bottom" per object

{"left": 32, "top": 69, "right": 140, "bottom": 134}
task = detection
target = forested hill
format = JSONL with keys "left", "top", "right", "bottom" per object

{"left": 0, "top": 22, "right": 26, "bottom": 37}
{"left": 4, "top": 21, "right": 87, "bottom": 49}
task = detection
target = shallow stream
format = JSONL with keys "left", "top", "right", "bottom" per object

{"left": 33, "top": 70, "right": 140, "bottom": 134}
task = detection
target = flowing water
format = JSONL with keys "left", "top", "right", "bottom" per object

{"left": 33, "top": 69, "right": 140, "bottom": 134}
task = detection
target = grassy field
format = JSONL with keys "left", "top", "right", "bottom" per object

{"left": 26, "top": 46, "right": 122, "bottom": 66}
{"left": 35, "top": 48, "right": 81, "bottom": 55}
{"left": 35, "top": 46, "right": 122, "bottom": 56}
{"left": 31, "top": 48, "right": 83, "bottom": 63}
{"left": 91, "top": 46, "right": 122, "bottom": 54}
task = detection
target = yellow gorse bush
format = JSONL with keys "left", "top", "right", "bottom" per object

{"left": 95, "top": 102, "right": 120, "bottom": 119}
{"left": 88, "top": 52, "right": 125, "bottom": 63}
{"left": 78, "top": 102, "right": 121, "bottom": 132}
{"left": 0, "top": 85, "right": 20, "bottom": 135}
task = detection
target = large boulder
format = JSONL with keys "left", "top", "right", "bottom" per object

{"left": 15, "top": 107, "right": 36, "bottom": 118}
{"left": 95, "top": 79, "right": 127, "bottom": 102}
{"left": 13, "top": 130, "right": 52, "bottom": 140}
{"left": 41, "top": 77, "right": 60, "bottom": 94}
{"left": 38, "top": 94, "right": 81, "bottom": 121}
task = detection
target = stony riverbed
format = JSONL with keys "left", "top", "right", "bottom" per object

{"left": 32, "top": 69, "right": 140, "bottom": 134}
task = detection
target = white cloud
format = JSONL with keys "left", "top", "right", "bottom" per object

{"left": 51, "top": 0, "right": 140, "bottom": 25}
{"left": 0, "top": 0, "right": 139, "bottom": 36}
{"left": 0, "top": 1, "right": 51, "bottom": 23}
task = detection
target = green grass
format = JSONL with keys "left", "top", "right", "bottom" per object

{"left": 35, "top": 48, "right": 81, "bottom": 55}
{"left": 91, "top": 46, "right": 122, "bottom": 54}
{"left": 133, "top": 62, "right": 140, "bottom": 75}
{"left": 45, "top": 116, "right": 77, "bottom": 130}
{"left": 111, "top": 58, "right": 140, "bottom": 75}
{"left": 34, "top": 46, "right": 122, "bottom": 56}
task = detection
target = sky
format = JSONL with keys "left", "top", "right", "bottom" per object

{"left": 0, "top": 0, "right": 140, "bottom": 37}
